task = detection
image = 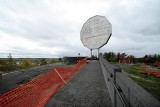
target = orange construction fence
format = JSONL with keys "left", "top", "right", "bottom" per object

{"left": 140, "top": 70, "right": 160, "bottom": 78}
{"left": 0, "top": 59, "right": 87, "bottom": 107}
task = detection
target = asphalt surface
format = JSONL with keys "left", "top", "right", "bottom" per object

{"left": 0, "top": 63, "right": 65, "bottom": 95}
{"left": 45, "top": 60, "right": 113, "bottom": 107}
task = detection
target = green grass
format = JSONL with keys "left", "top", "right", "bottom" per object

{"left": 123, "top": 64, "right": 160, "bottom": 101}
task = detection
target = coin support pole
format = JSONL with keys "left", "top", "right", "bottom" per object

{"left": 98, "top": 48, "right": 100, "bottom": 60}
{"left": 90, "top": 49, "right": 92, "bottom": 60}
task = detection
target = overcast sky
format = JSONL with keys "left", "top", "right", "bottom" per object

{"left": 0, "top": 0, "right": 159, "bottom": 58}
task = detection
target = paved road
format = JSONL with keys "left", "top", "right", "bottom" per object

{"left": 46, "top": 60, "right": 112, "bottom": 107}
{"left": 0, "top": 63, "right": 65, "bottom": 95}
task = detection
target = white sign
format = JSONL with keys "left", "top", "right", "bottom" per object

{"left": 80, "top": 15, "right": 112, "bottom": 49}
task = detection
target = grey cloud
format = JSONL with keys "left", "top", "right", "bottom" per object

{"left": 0, "top": 0, "right": 160, "bottom": 58}
{"left": 107, "top": 0, "right": 160, "bottom": 37}
{"left": 138, "top": 25, "right": 160, "bottom": 36}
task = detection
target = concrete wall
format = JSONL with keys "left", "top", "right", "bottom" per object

{"left": 99, "top": 56, "right": 160, "bottom": 107}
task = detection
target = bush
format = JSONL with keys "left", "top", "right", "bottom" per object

{"left": 19, "top": 60, "right": 33, "bottom": 69}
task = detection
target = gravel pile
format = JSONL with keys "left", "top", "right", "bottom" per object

{"left": 0, "top": 63, "right": 65, "bottom": 95}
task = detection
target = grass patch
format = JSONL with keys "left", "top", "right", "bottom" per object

{"left": 123, "top": 64, "right": 160, "bottom": 101}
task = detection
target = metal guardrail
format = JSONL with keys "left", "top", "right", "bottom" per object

{"left": 100, "top": 56, "right": 129, "bottom": 107}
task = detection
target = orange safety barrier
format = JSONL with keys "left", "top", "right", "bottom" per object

{"left": 158, "top": 64, "right": 160, "bottom": 69}
{"left": 140, "top": 70, "right": 160, "bottom": 78}
{"left": 156, "top": 74, "right": 160, "bottom": 78}
{"left": 0, "top": 58, "right": 87, "bottom": 107}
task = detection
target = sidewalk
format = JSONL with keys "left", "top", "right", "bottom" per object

{"left": 46, "top": 60, "right": 112, "bottom": 107}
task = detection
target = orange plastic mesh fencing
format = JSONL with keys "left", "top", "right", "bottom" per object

{"left": 140, "top": 70, "right": 160, "bottom": 78}
{"left": 0, "top": 58, "right": 87, "bottom": 107}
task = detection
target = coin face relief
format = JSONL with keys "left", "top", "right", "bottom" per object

{"left": 80, "top": 15, "right": 112, "bottom": 50}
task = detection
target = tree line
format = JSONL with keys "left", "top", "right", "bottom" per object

{"left": 0, "top": 53, "right": 62, "bottom": 72}
{"left": 103, "top": 52, "right": 160, "bottom": 65}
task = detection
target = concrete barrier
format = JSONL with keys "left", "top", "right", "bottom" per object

{"left": 99, "top": 56, "right": 160, "bottom": 107}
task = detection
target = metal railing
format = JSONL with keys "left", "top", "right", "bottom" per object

{"left": 99, "top": 56, "right": 129, "bottom": 107}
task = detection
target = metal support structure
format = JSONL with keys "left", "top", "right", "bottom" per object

{"left": 90, "top": 49, "right": 92, "bottom": 60}
{"left": 97, "top": 48, "right": 100, "bottom": 60}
